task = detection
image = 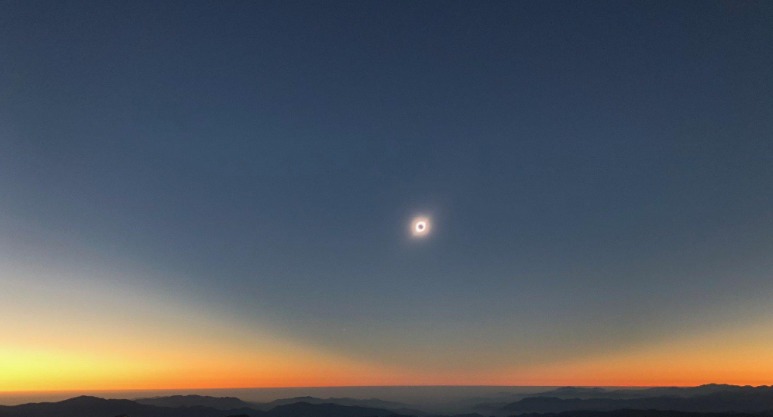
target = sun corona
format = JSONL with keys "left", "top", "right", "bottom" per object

{"left": 410, "top": 216, "right": 431, "bottom": 238}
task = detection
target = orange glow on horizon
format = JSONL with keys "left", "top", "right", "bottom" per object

{"left": 4, "top": 320, "right": 773, "bottom": 392}
{"left": 5, "top": 324, "right": 773, "bottom": 392}
{"left": 3, "top": 263, "right": 773, "bottom": 392}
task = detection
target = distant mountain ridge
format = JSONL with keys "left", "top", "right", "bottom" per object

{"left": 257, "top": 396, "right": 411, "bottom": 411}
{"left": 486, "top": 384, "right": 773, "bottom": 415}
{"left": 516, "top": 411, "right": 769, "bottom": 417}
{"left": 0, "top": 396, "right": 263, "bottom": 417}
{"left": 268, "top": 402, "right": 403, "bottom": 417}
{"left": 137, "top": 394, "right": 423, "bottom": 414}
{"left": 0, "top": 396, "right": 406, "bottom": 417}
{"left": 531, "top": 384, "right": 765, "bottom": 400}
{"left": 4, "top": 385, "right": 773, "bottom": 417}
{"left": 136, "top": 395, "right": 257, "bottom": 410}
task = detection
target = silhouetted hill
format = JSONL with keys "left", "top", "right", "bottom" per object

{"left": 472, "top": 388, "right": 626, "bottom": 413}
{"left": 136, "top": 395, "right": 257, "bottom": 410}
{"left": 629, "top": 385, "right": 763, "bottom": 399}
{"left": 496, "top": 385, "right": 773, "bottom": 414}
{"left": 515, "top": 410, "right": 767, "bottom": 417}
{"left": 0, "top": 396, "right": 263, "bottom": 417}
{"left": 536, "top": 388, "right": 612, "bottom": 399}
{"left": 6, "top": 389, "right": 773, "bottom": 417}
{"left": 448, "top": 413, "right": 489, "bottom": 417}
{"left": 529, "top": 385, "right": 769, "bottom": 401}
{"left": 267, "top": 402, "right": 405, "bottom": 417}
{"left": 260, "top": 397, "right": 410, "bottom": 411}
{"left": 471, "top": 385, "right": 768, "bottom": 408}
{"left": 0, "top": 397, "right": 414, "bottom": 417}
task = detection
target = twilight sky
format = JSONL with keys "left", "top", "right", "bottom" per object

{"left": 1, "top": 1, "right": 773, "bottom": 390}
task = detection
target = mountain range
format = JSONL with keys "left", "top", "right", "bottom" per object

{"left": 3, "top": 385, "right": 773, "bottom": 417}
{"left": 474, "top": 385, "right": 773, "bottom": 415}
{"left": 0, "top": 396, "right": 401, "bottom": 417}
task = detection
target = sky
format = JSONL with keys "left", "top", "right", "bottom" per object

{"left": 1, "top": 1, "right": 772, "bottom": 391}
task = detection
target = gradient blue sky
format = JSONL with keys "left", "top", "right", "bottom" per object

{"left": 1, "top": 1, "right": 773, "bottom": 388}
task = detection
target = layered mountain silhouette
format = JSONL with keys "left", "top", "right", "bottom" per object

{"left": 475, "top": 385, "right": 773, "bottom": 415}
{"left": 515, "top": 411, "right": 766, "bottom": 417}
{"left": 0, "top": 396, "right": 262, "bottom": 417}
{"left": 138, "top": 394, "right": 428, "bottom": 416}
{"left": 3, "top": 385, "right": 773, "bottom": 417}
{"left": 0, "top": 396, "right": 406, "bottom": 417}
{"left": 268, "top": 402, "right": 406, "bottom": 417}
{"left": 530, "top": 385, "right": 761, "bottom": 400}
{"left": 256, "top": 396, "right": 411, "bottom": 411}
{"left": 136, "top": 395, "right": 257, "bottom": 410}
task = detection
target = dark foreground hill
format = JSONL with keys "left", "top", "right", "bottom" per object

{"left": 0, "top": 396, "right": 403, "bottom": 417}
{"left": 4, "top": 388, "right": 773, "bottom": 417}
{"left": 527, "top": 385, "right": 769, "bottom": 401}
{"left": 268, "top": 402, "right": 404, "bottom": 417}
{"left": 515, "top": 410, "right": 770, "bottom": 417}
{"left": 257, "top": 396, "right": 411, "bottom": 411}
{"left": 136, "top": 394, "right": 426, "bottom": 415}
{"left": 136, "top": 395, "right": 257, "bottom": 410}
{"left": 494, "top": 385, "right": 773, "bottom": 415}
{"left": 0, "top": 396, "right": 263, "bottom": 417}
{"left": 475, "top": 385, "right": 773, "bottom": 414}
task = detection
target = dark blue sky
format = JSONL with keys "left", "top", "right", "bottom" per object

{"left": 1, "top": 1, "right": 772, "bottom": 385}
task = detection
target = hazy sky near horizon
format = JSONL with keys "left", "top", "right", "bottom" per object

{"left": 1, "top": 1, "right": 773, "bottom": 390}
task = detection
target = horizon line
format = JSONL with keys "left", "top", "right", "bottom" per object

{"left": 2, "top": 382, "right": 769, "bottom": 394}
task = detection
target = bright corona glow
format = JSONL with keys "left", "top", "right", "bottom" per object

{"left": 410, "top": 216, "right": 431, "bottom": 238}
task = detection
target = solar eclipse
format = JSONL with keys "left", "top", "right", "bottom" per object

{"left": 410, "top": 216, "right": 431, "bottom": 238}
